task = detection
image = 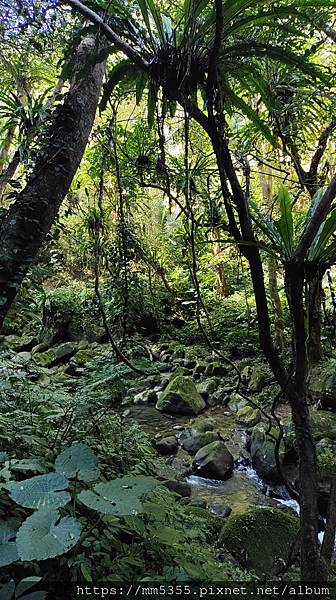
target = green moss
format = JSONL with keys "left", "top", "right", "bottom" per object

{"left": 220, "top": 507, "right": 299, "bottom": 577}
{"left": 156, "top": 376, "right": 206, "bottom": 415}
{"left": 236, "top": 405, "right": 261, "bottom": 427}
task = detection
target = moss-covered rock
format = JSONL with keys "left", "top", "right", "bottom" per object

{"left": 71, "top": 348, "right": 95, "bottom": 366}
{"left": 180, "top": 429, "right": 220, "bottom": 454}
{"left": 192, "top": 441, "right": 233, "bottom": 480}
{"left": 156, "top": 376, "right": 206, "bottom": 415}
{"left": 205, "top": 361, "right": 227, "bottom": 377}
{"left": 249, "top": 364, "right": 268, "bottom": 392}
{"left": 236, "top": 405, "right": 261, "bottom": 427}
{"left": 197, "top": 378, "right": 220, "bottom": 399}
{"left": 250, "top": 423, "right": 283, "bottom": 482}
{"left": 310, "top": 410, "right": 336, "bottom": 441}
{"left": 227, "top": 393, "right": 247, "bottom": 414}
{"left": 33, "top": 342, "right": 78, "bottom": 367}
{"left": 169, "top": 367, "right": 189, "bottom": 381}
{"left": 220, "top": 507, "right": 299, "bottom": 576}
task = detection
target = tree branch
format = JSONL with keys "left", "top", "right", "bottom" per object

{"left": 62, "top": 0, "right": 149, "bottom": 71}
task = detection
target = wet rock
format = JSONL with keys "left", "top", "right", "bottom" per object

{"left": 179, "top": 429, "right": 220, "bottom": 454}
{"left": 4, "top": 335, "right": 37, "bottom": 352}
{"left": 162, "top": 479, "right": 191, "bottom": 497}
{"left": 241, "top": 365, "right": 252, "bottom": 387}
{"left": 193, "top": 362, "right": 208, "bottom": 375}
{"left": 205, "top": 362, "right": 227, "bottom": 377}
{"left": 220, "top": 507, "right": 299, "bottom": 577}
{"left": 33, "top": 342, "right": 78, "bottom": 367}
{"left": 12, "top": 351, "right": 31, "bottom": 364}
{"left": 250, "top": 423, "right": 283, "bottom": 482}
{"left": 227, "top": 393, "right": 247, "bottom": 414}
{"left": 207, "top": 388, "right": 228, "bottom": 407}
{"left": 249, "top": 364, "right": 268, "bottom": 392}
{"left": 189, "top": 497, "right": 207, "bottom": 508}
{"left": 197, "top": 378, "right": 220, "bottom": 399}
{"left": 134, "top": 390, "right": 155, "bottom": 405}
{"left": 192, "top": 441, "right": 234, "bottom": 480}
{"left": 208, "top": 503, "right": 232, "bottom": 518}
{"left": 156, "top": 376, "right": 206, "bottom": 415}
{"left": 236, "top": 405, "right": 261, "bottom": 428}
{"left": 154, "top": 436, "right": 178, "bottom": 455}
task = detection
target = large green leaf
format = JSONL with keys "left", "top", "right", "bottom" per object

{"left": 10, "top": 458, "right": 48, "bottom": 475}
{"left": 250, "top": 200, "right": 284, "bottom": 254}
{"left": 100, "top": 61, "right": 141, "bottom": 112}
{"left": 6, "top": 473, "right": 70, "bottom": 509}
{"left": 222, "top": 83, "right": 276, "bottom": 144}
{"left": 309, "top": 208, "right": 336, "bottom": 260}
{"left": 16, "top": 509, "right": 81, "bottom": 561}
{"left": 55, "top": 443, "right": 99, "bottom": 483}
{"left": 0, "top": 521, "right": 18, "bottom": 567}
{"left": 274, "top": 186, "right": 294, "bottom": 258}
{"left": 78, "top": 476, "right": 160, "bottom": 516}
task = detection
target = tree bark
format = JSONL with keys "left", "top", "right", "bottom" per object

{"left": 321, "top": 479, "right": 336, "bottom": 566}
{"left": 0, "top": 36, "right": 105, "bottom": 327}
{"left": 307, "top": 273, "right": 323, "bottom": 364}
{"left": 258, "top": 165, "right": 284, "bottom": 350}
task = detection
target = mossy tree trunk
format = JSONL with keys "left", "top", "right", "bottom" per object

{"left": 0, "top": 37, "right": 105, "bottom": 328}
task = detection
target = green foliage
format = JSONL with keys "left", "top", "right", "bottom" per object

{"left": 16, "top": 509, "right": 81, "bottom": 561}
{"left": 54, "top": 443, "right": 100, "bottom": 483}
{"left": 78, "top": 476, "right": 160, "bottom": 515}
{"left": 6, "top": 473, "right": 70, "bottom": 510}
{"left": 252, "top": 186, "right": 336, "bottom": 268}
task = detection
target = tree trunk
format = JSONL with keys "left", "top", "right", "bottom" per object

{"left": 268, "top": 256, "right": 285, "bottom": 351}
{"left": 258, "top": 165, "right": 284, "bottom": 350}
{"left": 307, "top": 273, "right": 323, "bottom": 364}
{"left": 0, "top": 37, "right": 105, "bottom": 328}
{"left": 286, "top": 266, "right": 325, "bottom": 580}
{"left": 211, "top": 124, "right": 324, "bottom": 581}
{"left": 321, "top": 479, "right": 336, "bottom": 566}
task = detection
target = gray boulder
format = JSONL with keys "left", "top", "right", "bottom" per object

{"left": 192, "top": 441, "right": 233, "bottom": 480}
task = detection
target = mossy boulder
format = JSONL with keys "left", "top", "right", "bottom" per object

{"left": 250, "top": 423, "right": 283, "bottom": 482}
{"left": 180, "top": 429, "right": 220, "bottom": 454}
{"left": 197, "top": 378, "right": 220, "bottom": 399}
{"left": 4, "top": 334, "right": 37, "bottom": 352}
{"left": 249, "top": 364, "right": 268, "bottom": 392}
{"left": 310, "top": 410, "right": 336, "bottom": 441}
{"left": 192, "top": 441, "right": 233, "bottom": 480}
{"left": 169, "top": 367, "right": 189, "bottom": 381}
{"left": 71, "top": 348, "right": 95, "bottom": 366}
{"left": 227, "top": 393, "right": 247, "bottom": 414}
{"left": 316, "top": 438, "right": 336, "bottom": 477}
{"left": 154, "top": 436, "right": 178, "bottom": 455}
{"left": 156, "top": 376, "right": 206, "bottom": 415}
{"left": 220, "top": 507, "right": 299, "bottom": 577}
{"left": 205, "top": 361, "right": 227, "bottom": 377}
{"left": 33, "top": 341, "right": 78, "bottom": 367}
{"left": 236, "top": 405, "right": 261, "bottom": 428}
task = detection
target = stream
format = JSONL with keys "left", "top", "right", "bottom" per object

{"left": 126, "top": 403, "right": 301, "bottom": 518}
